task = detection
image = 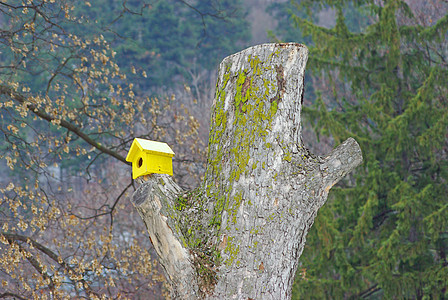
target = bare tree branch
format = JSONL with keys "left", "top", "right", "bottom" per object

{"left": 2, "top": 233, "right": 99, "bottom": 297}
{"left": 0, "top": 84, "right": 129, "bottom": 165}
{"left": 0, "top": 292, "right": 28, "bottom": 300}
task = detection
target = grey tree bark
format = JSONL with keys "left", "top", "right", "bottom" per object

{"left": 131, "top": 43, "right": 363, "bottom": 299}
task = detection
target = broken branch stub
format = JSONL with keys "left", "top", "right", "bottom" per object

{"left": 131, "top": 43, "right": 362, "bottom": 299}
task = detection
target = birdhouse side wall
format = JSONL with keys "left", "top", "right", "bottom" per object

{"left": 146, "top": 153, "right": 173, "bottom": 175}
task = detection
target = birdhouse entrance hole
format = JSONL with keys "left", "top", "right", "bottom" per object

{"left": 137, "top": 157, "right": 143, "bottom": 168}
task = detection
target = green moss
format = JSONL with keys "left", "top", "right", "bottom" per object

{"left": 229, "top": 191, "right": 243, "bottom": 224}
{"left": 250, "top": 228, "right": 259, "bottom": 235}
{"left": 270, "top": 99, "right": 278, "bottom": 116}
{"left": 174, "top": 189, "right": 208, "bottom": 248}
{"left": 253, "top": 241, "right": 259, "bottom": 249}
{"left": 209, "top": 194, "right": 227, "bottom": 231}
{"left": 174, "top": 189, "right": 221, "bottom": 295}
{"left": 172, "top": 51, "right": 289, "bottom": 295}
{"left": 191, "top": 246, "right": 219, "bottom": 297}
{"left": 199, "top": 52, "right": 285, "bottom": 278}
{"left": 221, "top": 54, "right": 282, "bottom": 196}
{"left": 224, "top": 236, "right": 240, "bottom": 266}
{"left": 249, "top": 54, "right": 262, "bottom": 75}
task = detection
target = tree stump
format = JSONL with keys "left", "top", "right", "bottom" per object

{"left": 131, "top": 43, "right": 363, "bottom": 299}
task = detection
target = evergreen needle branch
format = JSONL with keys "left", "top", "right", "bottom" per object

{"left": 358, "top": 284, "right": 381, "bottom": 298}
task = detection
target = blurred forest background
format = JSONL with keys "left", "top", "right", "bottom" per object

{"left": 0, "top": 0, "right": 447, "bottom": 299}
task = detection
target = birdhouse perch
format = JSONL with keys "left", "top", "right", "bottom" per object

{"left": 126, "top": 138, "right": 175, "bottom": 179}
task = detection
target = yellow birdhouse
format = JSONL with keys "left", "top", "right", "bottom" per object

{"left": 126, "top": 138, "right": 175, "bottom": 179}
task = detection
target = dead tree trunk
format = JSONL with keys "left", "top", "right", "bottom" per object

{"left": 131, "top": 43, "right": 363, "bottom": 299}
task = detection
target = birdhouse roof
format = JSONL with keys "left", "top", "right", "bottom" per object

{"left": 126, "top": 138, "right": 175, "bottom": 162}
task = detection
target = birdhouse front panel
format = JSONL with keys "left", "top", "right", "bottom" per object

{"left": 126, "top": 138, "right": 175, "bottom": 179}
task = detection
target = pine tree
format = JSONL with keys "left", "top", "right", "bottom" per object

{"left": 188, "top": 0, "right": 251, "bottom": 71}
{"left": 277, "top": 0, "right": 448, "bottom": 298}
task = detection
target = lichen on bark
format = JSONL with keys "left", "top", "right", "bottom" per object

{"left": 131, "top": 43, "right": 363, "bottom": 299}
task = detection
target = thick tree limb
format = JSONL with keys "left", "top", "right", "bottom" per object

{"left": 132, "top": 175, "right": 199, "bottom": 299}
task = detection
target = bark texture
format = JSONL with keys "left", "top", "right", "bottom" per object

{"left": 131, "top": 43, "right": 363, "bottom": 299}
